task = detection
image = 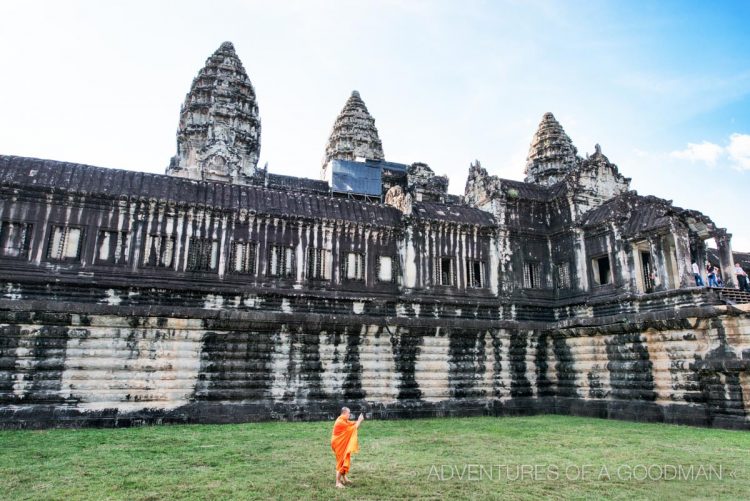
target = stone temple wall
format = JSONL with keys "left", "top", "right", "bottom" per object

{"left": 2, "top": 287, "right": 748, "bottom": 429}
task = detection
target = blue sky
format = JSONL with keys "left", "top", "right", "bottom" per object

{"left": 1, "top": 0, "right": 749, "bottom": 248}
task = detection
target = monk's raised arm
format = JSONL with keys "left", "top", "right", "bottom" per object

{"left": 355, "top": 413, "right": 365, "bottom": 428}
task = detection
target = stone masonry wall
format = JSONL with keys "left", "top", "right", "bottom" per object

{"left": 1, "top": 296, "right": 748, "bottom": 429}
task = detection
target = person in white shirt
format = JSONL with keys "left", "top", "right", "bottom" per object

{"left": 735, "top": 263, "right": 749, "bottom": 292}
{"left": 692, "top": 262, "right": 704, "bottom": 286}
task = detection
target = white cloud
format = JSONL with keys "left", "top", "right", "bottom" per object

{"left": 727, "top": 133, "right": 750, "bottom": 170}
{"left": 669, "top": 134, "right": 750, "bottom": 170}
{"left": 669, "top": 141, "right": 724, "bottom": 166}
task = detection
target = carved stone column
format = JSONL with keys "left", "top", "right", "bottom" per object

{"left": 573, "top": 228, "right": 589, "bottom": 292}
{"left": 714, "top": 229, "right": 736, "bottom": 288}
{"left": 650, "top": 236, "right": 672, "bottom": 291}
{"left": 690, "top": 236, "right": 708, "bottom": 284}
{"left": 670, "top": 226, "right": 693, "bottom": 288}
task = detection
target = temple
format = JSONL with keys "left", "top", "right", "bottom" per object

{"left": 1, "top": 42, "right": 749, "bottom": 429}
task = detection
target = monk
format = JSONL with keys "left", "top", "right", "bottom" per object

{"left": 330, "top": 407, "right": 365, "bottom": 488}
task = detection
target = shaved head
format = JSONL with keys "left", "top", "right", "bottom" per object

{"left": 341, "top": 407, "right": 350, "bottom": 416}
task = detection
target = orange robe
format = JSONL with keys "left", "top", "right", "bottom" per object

{"left": 331, "top": 415, "right": 360, "bottom": 474}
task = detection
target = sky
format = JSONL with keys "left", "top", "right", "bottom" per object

{"left": 1, "top": 0, "right": 749, "bottom": 249}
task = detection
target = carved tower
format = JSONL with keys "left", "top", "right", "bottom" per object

{"left": 323, "top": 90, "right": 384, "bottom": 167}
{"left": 167, "top": 42, "right": 261, "bottom": 184}
{"left": 524, "top": 112, "right": 580, "bottom": 186}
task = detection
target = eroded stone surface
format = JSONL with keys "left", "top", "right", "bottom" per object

{"left": 323, "top": 91, "right": 384, "bottom": 166}
{"left": 167, "top": 42, "right": 261, "bottom": 184}
{"left": 1, "top": 42, "right": 748, "bottom": 430}
{"left": 524, "top": 112, "right": 581, "bottom": 186}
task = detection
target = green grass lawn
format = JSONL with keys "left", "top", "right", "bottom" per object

{"left": 0, "top": 415, "right": 748, "bottom": 500}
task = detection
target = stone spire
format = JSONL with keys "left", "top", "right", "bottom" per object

{"left": 323, "top": 90, "right": 384, "bottom": 166}
{"left": 167, "top": 41, "right": 261, "bottom": 185}
{"left": 524, "top": 112, "right": 580, "bottom": 186}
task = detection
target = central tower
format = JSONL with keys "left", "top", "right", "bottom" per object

{"left": 167, "top": 42, "right": 261, "bottom": 184}
{"left": 322, "top": 90, "right": 384, "bottom": 167}
{"left": 524, "top": 112, "right": 579, "bottom": 186}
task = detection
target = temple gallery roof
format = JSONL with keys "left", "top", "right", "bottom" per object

{"left": 499, "top": 179, "right": 562, "bottom": 202}
{"left": 0, "top": 155, "right": 401, "bottom": 227}
{"left": 580, "top": 191, "right": 718, "bottom": 238}
{"left": 413, "top": 201, "right": 496, "bottom": 226}
{"left": 266, "top": 173, "right": 330, "bottom": 194}
{"left": 0, "top": 155, "right": 501, "bottom": 229}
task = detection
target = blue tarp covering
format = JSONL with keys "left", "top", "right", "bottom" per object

{"left": 330, "top": 159, "right": 383, "bottom": 196}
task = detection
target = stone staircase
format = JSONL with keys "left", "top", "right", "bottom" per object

{"left": 716, "top": 288, "right": 750, "bottom": 305}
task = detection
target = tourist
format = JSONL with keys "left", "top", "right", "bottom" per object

{"left": 692, "top": 262, "right": 704, "bottom": 286}
{"left": 735, "top": 263, "right": 750, "bottom": 292}
{"left": 716, "top": 271, "right": 724, "bottom": 288}
{"left": 706, "top": 262, "right": 719, "bottom": 287}
{"left": 331, "top": 407, "right": 365, "bottom": 488}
